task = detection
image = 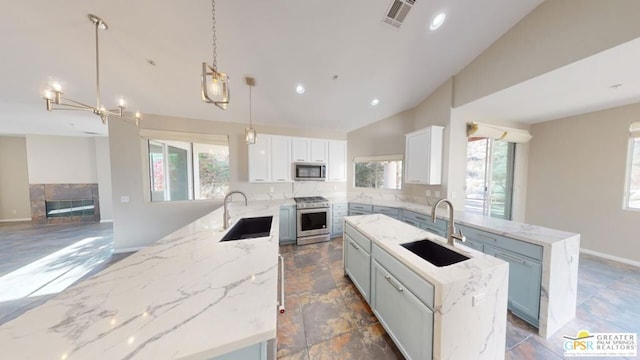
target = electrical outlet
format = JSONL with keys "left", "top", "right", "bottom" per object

{"left": 425, "top": 189, "right": 431, "bottom": 197}
{"left": 269, "top": 186, "right": 274, "bottom": 193}
{"left": 434, "top": 190, "right": 441, "bottom": 198}
{"left": 451, "top": 191, "right": 456, "bottom": 199}
{"left": 12, "top": 209, "right": 17, "bottom": 215}
{"left": 120, "top": 196, "right": 130, "bottom": 203}
{"left": 473, "top": 293, "right": 486, "bottom": 307}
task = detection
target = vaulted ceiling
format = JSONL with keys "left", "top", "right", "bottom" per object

{"left": 0, "top": 0, "right": 542, "bottom": 136}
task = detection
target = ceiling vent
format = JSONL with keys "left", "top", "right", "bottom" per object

{"left": 383, "top": 0, "right": 415, "bottom": 29}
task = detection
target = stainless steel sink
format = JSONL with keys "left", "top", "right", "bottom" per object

{"left": 220, "top": 216, "right": 273, "bottom": 241}
{"left": 400, "top": 239, "right": 469, "bottom": 267}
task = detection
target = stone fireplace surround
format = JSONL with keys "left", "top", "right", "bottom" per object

{"left": 29, "top": 184, "right": 100, "bottom": 225}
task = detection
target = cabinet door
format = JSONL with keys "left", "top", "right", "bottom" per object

{"left": 327, "top": 140, "right": 347, "bottom": 182}
{"left": 371, "top": 260, "right": 433, "bottom": 360}
{"left": 279, "top": 206, "right": 296, "bottom": 243}
{"left": 344, "top": 234, "right": 371, "bottom": 302}
{"left": 248, "top": 135, "right": 271, "bottom": 182}
{"left": 291, "top": 138, "right": 310, "bottom": 162}
{"left": 485, "top": 245, "right": 541, "bottom": 326}
{"left": 404, "top": 126, "right": 443, "bottom": 185}
{"left": 310, "top": 139, "right": 328, "bottom": 163}
{"left": 270, "top": 135, "right": 292, "bottom": 182}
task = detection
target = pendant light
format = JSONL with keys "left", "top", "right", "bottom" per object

{"left": 245, "top": 77, "right": 257, "bottom": 144}
{"left": 201, "top": 0, "right": 230, "bottom": 110}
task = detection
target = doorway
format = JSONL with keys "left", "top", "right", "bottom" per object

{"left": 465, "top": 138, "right": 515, "bottom": 220}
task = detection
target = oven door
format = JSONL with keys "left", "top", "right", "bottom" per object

{"left": 297, "top": 207, "right": 330, "bottom": 237}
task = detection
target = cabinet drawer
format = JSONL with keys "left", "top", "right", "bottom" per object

{"left": 332, "top": 202, "right": 348, "bottom": 211}
{"left": 457, "top": 224, "right": 543, "bottom": 261}
{"left": 372, "top": 244, "right": 434, "bottom": 309}
{"left": 345, "top": 224, "right": 371, "bottom": 254}
{"left": 349, "top": 203, "right": 373, "bottom": 212}
{"left": 373, "top": 205, "right": 400, "bottom": 217}
{"left": 332, "top": 221, "right": 344, "bottom": 234}
{"left": 401, "top": 209, "right": 430, "bottom": 224}
{"left": 349, "top": 210, "right": 369, "bottom": 216}
{"left": 332, "top": 209, "right": 348, "bottom": 218}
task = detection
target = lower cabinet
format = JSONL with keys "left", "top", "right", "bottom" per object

{"left": 344, "top": 229, "right": 371, "bottom": 302}
{"left": 485, "top": 245, "right": 542, "bottom": 326}
{"left": 279, "top": 205, "right": 296, "bottom": 244}
{"left": 213, "top": 339, "right": 275, "bottom": 360}
{"left": 371, "top": 260, "right": 433, "bottom": 360}
{"left": 331, "top": 202, "right": 348, "bottom": 238}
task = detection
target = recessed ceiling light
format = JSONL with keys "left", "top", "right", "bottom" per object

{"left": 430, "top": 12, "right": 446, "bottom": 31}
{"left": 370, "top": 98, "right": 380, "bottom": 106}
{"left": 296, "top": 85, "right": 305, "bottom": 94}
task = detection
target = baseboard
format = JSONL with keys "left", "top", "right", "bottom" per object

{"left": 0, "top": 218, "right": 31, "bottom": 223}
{"left": 580, "top": 248, "right": 640, "bottom": 268}
{"left": 100, "top": 219, "right": 113, "bottom": 223}
{"left": 113, "top": 246, "right": 143, "bottom": 254}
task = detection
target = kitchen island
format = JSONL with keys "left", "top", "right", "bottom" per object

{"left": 0, "top": 201, "right": 287, "bottom": 360}
{"left": 344, "top": 214, "right": 509, "bottom": 360}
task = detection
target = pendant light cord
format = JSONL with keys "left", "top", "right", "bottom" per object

{"left": 211, "top": 0, "right": 217, "bottom": 70}
{"left": 249, "top": 85, "right": 252, "bottom": 128}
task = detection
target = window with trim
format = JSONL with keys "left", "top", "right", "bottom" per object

{"left": 354, "top": 155, "right": 403, "bottom": 190}
{"left": 143, "top": 130, "right": 230, "bottom": 202}
{"left": 625, "top": 121, "right": 640, "bottom": 210}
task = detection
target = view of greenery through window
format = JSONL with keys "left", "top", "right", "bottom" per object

{"left": 355, "top": 160, "right": 402, "bottom": 190}
{"left": 465, "top": 138, "right": 514, "bottom": 219}
{"left": 628, "top": 138, "right": 640, "bottom": 209}
{"left": 148, "top": 139, "right": 229, "bottom": 201}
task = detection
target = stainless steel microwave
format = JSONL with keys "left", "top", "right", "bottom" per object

{"left": 294, "top": 162, "right": 326, "bottom": 181}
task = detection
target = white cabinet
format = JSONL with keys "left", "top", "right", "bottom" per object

{"left": 270, "top": 135, "right": 291, "bottom": 182}
{"left": 248, "top": 135, "right": 292, "bottom": 183}
{"left": 248, "top": 136, "right": 271, "bottom": 182}
{"left": 291, "top": 138, "right": 328, "bottom": 163}
{"left": 291, "top": 138, "right": 310, "bottom": 162}
{"left": 404, "top": 126, "right": 444, "bottom": 185}
{"left": 327, "top": 140, "right": 347, "bottom": 182}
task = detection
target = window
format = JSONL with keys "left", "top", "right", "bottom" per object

{"left": 625, "top": 121, "right": 640, "bottom": 209}
{"left": 354, "top": 155, "right": 403, "bottom": 190}
{"left": 144, "top": 130, "right": 229, "bottom": 202}
{"left": 465, "top": 138, "right": 515, "bottom": 220}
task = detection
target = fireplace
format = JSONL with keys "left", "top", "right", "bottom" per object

{"left": 45, "top": 200, "right": 95, "bottom": 218}
{"left": 29, "top": 184, "right": 100, "bottom": 224}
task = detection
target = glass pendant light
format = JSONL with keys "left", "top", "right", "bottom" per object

{"left": 245, "top": 77, "right": 257, "bottom": 144}
{"left": 201, "top": 0, "right": 230, "bottom": 110}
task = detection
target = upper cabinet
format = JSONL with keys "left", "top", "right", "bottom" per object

{"left": 249, "top": 135, "right": 344, "bottom": 183}
{"left": 248, "top": 135, "right": 271, "bottom": 182}
{"left": 404, "top": 126, "right": 444, "bottom": 185}
{"left": 270, "top": 135, "right": 292, "bottom": 182}
{"left": 291, "top": 138, "right": 328, "bottom": 163}
{"left": 327, "top": 140, "right": 347, "bottom": 182}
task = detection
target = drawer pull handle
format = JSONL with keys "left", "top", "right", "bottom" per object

{"left": 415, "top": 216, "right": 427, "bottom": 221}
{"left": 496, "top": 252, "right": 526, "bottom": 265}
{"left": 478, "top": 233, "right": 497, "bottom": 241}
{"left": 384, "top": 275, "right": 404, "bottom": 292}
{"left": 350, "top": 240, "right": 360, "bottom": 251}
{"left": 405, "top": 220, "right": 415, "bottom": 225}
{"left": 277, "top": 179, "right": 286, "bottom": 181}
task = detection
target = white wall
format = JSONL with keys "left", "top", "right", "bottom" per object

{"left": 25, "top": 135, "right": 97, "bottom": 184}
{"left": 453, "top": 0, "right": 640, "bottom": 107}
{"left": 94, "top": 137, "right": 113, "bottom": 222}
{"left": 109, "top": 113, "right": 347, "bottom": 251}
{"left": 526, "top": 103, "right": 640, "bottom": 262}
{"left": 0, "top": 136, "right": 31, "bottom": 221}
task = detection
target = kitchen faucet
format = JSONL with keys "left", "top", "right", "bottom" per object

{"left": 223, "top": 191, "right": 248, "bottom": 230}
{"left": 431, "top": 198, "right": 466, "bottom": 246}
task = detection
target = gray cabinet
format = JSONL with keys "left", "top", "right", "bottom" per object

{"left": 371, "top": 260, "right": 433, "bottom": 360}
{"left": 344, "top": 225, "right": 371, "bottom": 302}
{"left": 457, "top": 223, "right": 542, "bottom": 327}
{"left": 372, "top": 205, "right": 400, "bottom": 219}
{"left": 348, "top": 203, "right": 372, "bottom": 216}
{"left": 213, "top": 339, "right": 274, "bottom": 360}
{"left": 279, "top": 205, "right": 296, "bottom": 244}
{"left": 401, "top": 209, "right": 447, "bottom": 238}
{"left": 485, "top": 245, "right": 542, "bottom": 326}
{"left": 331, "top": 202, "right": 348, "bottom": 238}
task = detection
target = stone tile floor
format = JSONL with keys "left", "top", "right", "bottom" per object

{"left": 278, "top": 237, "right": 640, "bottom": 359}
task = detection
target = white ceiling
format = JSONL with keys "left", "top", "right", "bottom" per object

{"left": 0, "top": 0, "right": 542, "bottom": 137}
{"left": 456, "top": 37, "right": 640, "bottom": 124}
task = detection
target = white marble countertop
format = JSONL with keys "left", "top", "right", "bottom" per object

{"left": 344, "top": 214, "right": 506, "bottom": 286}
{"left": 0, "top": 201, "right": 284, "bottom": 360}
{"left": 345, "top": 197, "right": 578, "bottom": 246}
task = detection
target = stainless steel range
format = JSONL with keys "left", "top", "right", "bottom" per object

{"left": 294, "top": 196, "right": 330, "bottom": 245}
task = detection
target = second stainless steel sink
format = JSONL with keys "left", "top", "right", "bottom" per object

{"left": 400, "top": 239, "right": 469, "bottom": 267}
{"left": 220, "top": 216, "right": 273, "bottom": 241}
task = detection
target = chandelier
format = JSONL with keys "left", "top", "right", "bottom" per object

{"left": 42, "top": 14, "right": 141, "bottom": 126}
{"left": 201, "top": 0, "right": 230, "bottom": 110}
